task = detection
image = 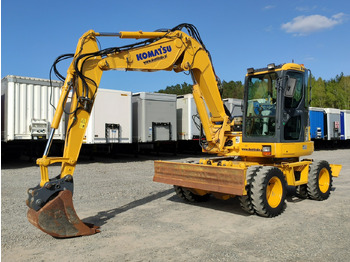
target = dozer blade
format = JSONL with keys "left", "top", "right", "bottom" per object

{"left": 153, "top": 160, "right": 246, "bottom": 195}
{"left": 27, "top": 190, "right": 100, "bottom": 238}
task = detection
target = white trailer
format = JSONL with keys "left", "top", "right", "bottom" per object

{"left": 176, "top": 94, "right": 201, "bottom": 140}
{"left": 340, "top": 109, "right": 350, "bottom": 141}
{"left": 83, "top": 89, "right": 132, "bottom": 144}
{"left": 223, "top": 98, "right": 243, "bottom": 118}
{"left": 324, "top": 108, "right": 341, "bottom": 140}
{"left": 177, "top": 96, "right": 243, "bottom": 141}
{"left": 1, "top": 75, "right": 65, "bottom": 142}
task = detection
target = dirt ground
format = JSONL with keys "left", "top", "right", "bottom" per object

{"left": 1, "top": 149, "right": 350, "bottom": 261}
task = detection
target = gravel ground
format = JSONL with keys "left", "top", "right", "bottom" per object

{"left": 1, "top": 149, "right": 350, "bottom": 261}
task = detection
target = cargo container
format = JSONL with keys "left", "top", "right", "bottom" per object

{"left": 83, "top": 89, "right": 132, "bottom": 144}
{"left": 223, "top": 98, "right": 243, "bottom": 119}
{"left": 177, "top": 97, "right": 243, "bottom": 141}
{"left": 1, "top": 75, "right": 65, "bottom": 142}
{"left": 340, "top": 110, "right": 350, "bottom": 140}
{"left": 309, "top": 107, "right": 325, "bottom": 140}
{"left": 176, "top": 94, "right": 201, "bottom": 140}
{"left": 324, "top": 108, "right": 341, "bottom": 140}
{"left": 132, "top": 92, "right": 177, "bottom": 143}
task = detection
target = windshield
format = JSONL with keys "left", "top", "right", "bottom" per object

{"left": 245, "top": 72, "right": 278, "bottom": 137}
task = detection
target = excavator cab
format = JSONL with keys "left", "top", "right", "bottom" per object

{"left": 243, "top": 63, "right": 310, "bottom": 144}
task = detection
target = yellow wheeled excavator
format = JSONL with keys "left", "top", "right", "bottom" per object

{"left": 26, "top": 24, "right": 342, "bottom": 238}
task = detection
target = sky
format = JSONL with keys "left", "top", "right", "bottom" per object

{"left": 1, "top": 0, "right": 350, "bottom": 93}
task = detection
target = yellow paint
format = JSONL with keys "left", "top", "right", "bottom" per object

{"left": 36, "top": 27, "right": 340, "bottom": 199}
{"left": 330, "top": 164, "right": 342, "bottom": 177}
{"left": 266, "top": 176, "right": 283, "bottom": 208}
{"left": 318, "top": 168, "right": 331, "bottom": 193}
{"left": 79, "top": 118, "right": 87, "bottom": 129}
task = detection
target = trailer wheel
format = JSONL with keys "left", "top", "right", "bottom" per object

{"left": 307, "top": 160, "right": 333, "bottom": 200}
{"left": 173, "top": 186, "right": 210, "bottom": 202}
{"left": 251, "top": 166, "right": 287, "bottom": 217}
{"left": 238, "top": 166, "right": 261, "bottom": 215}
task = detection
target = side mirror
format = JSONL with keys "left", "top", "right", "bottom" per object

{"left": 285, "top": 77, "right": 297, "bottom": 97}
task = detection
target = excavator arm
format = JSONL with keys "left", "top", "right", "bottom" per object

{"left": 26, "top": 24, "right": 232, "bottom": 238}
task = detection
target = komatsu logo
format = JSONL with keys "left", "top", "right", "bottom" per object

{"left": 136, "top": 45, "right": 172, "bottom": 63}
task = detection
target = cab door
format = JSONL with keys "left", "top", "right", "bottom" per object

{"left": 281, "top": 71, "right": 308, "bottom": 143}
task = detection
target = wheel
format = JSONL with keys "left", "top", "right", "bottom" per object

{"left": 307, "top": 160, "right": 333, "bottom": 200}
{"left": 250, "top": 166, "right": 287, "bottom": 217}
{"left": 174, "top": 186, "right": 187, "bottom": 201}
{"left": 173, "top": 186, "right": 210, "bottom": 202}
{"left": 238, "top": 166, "right": 262, "bottom": 215}
{"left": 295, "top": 184, "right": 308, "bottom": 199}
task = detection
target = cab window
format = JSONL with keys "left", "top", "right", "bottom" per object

{"left": 284, "top": 72, "right": 303, "bottom": 108}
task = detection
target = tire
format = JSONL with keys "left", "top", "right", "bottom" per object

{"left": 251, "top": 166, "right": 287, "bottom": 217}
{"left": 296, "top": 184, "right": 308, "bottom": 199}
{"left": 238, "top": 166, "right": 261, "bottom": 215}
{"left": 307, "top": 160, "right": 333, "bottom": 200}
{"left": 173, "top": 186, "right": 210, "bottom": 202}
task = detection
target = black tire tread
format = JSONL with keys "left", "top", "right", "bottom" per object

{"left": 296, "top": 184, "right": 308, "bottom": 199}
{"left": 238, "top": 166, "right": 261, "bottom": 214}
{"left": 307, "top": 160, "right": 333, "bottom": 201}
{"left": 250, "top": 166, "right": 287, "bottom": 218}
{"left": 174, "top": 186, "right": 210, "bottom": 202}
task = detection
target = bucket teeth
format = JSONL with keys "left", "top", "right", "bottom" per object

{"left": 27, "top": 190, "right": 99, "bottom": 238}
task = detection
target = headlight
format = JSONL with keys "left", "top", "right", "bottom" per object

{"left": 262, "top": 145, "right": 272, "bottom": 156}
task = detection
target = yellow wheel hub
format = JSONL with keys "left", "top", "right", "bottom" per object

{"left": 266, "top": 176, "right": 283, "bottom": 208}
{"left": 319, "top": 168, "right": 330, "bottom": 193}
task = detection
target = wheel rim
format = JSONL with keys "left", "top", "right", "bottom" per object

{"left": 266, "top": 176, "right": 283, "bottom": 208}
{"left": 319, "top": 168, "right": 330, "bottom": 193}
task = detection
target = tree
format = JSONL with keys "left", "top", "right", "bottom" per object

{"left": 339, "top": 75, "right": 350, "bottom": 109}
{"left": 157, "top": 80, "right": 244, "bottom": 99}
{"left": 157, "top": 74, "right": 350, "bottom": 109}
{"left": 311, "top": 76, "right": 327, "bottom": 107}
{"left": 221, "top": 80, "right": 244, "bottom": 99}
{"left": 157, "top": 82, "right": 192, "bottom": 95}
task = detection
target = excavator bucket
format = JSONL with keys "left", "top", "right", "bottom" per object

{"left": 27, "top": 190, "right": 99, "bottom": 238}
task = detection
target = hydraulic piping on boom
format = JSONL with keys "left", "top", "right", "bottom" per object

{"left": 26, "top": 24, "right": 341, "bottom": 238}
{"left": 26, "top": 24, "right": 230, "bottom": 238}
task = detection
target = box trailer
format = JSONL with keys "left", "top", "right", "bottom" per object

{"left": 176, "top": 94, "right": 201, "bottom": 140}
{"left": 177, "top": 96, "right": 243, "bottom": 140}
{"left": 324, "top": 108, "right": 341, "bottom": 140}
{"left": 309, "top": 107, "right": 325, "bottom": 140}
{"left": 1, "top": 75, "right": 65, "bottom": 142}
{"left": 223, "top": 98, "right": 243, "bottom": 119}
{"left": 83, "top": 89, "right": 132, "bottom": 144}
{"left": 340, "top": 110, "right": 350, "bottom": 141}
{"left": 132, "top": 92, "right": 177, "bottom": 143}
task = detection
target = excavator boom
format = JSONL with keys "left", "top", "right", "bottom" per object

{"left": 26, "top": 24, "right": 231, "bottom": 238}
